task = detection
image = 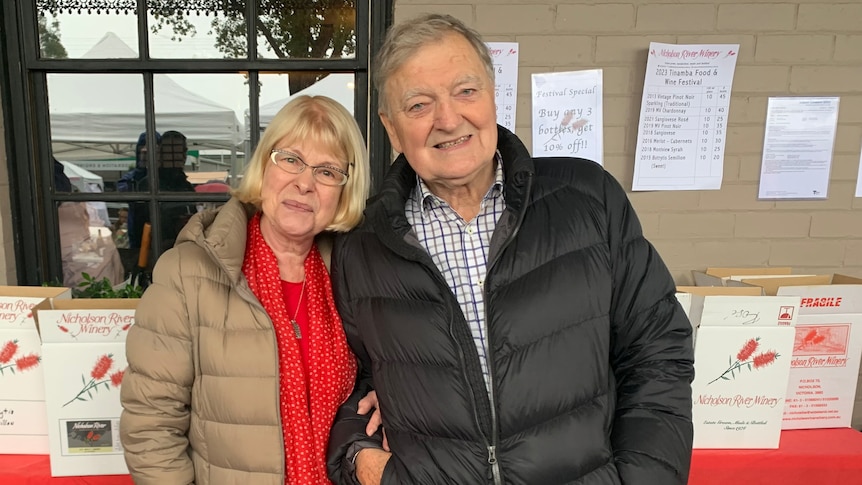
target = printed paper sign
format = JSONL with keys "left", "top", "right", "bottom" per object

{"left": 487, "top": 42, "right": 519, "bottom": 133}
{"left": 531, "top": 69, "right": 603, "bottom": 164}
{"left": 758, "top": 97, "right": 839, "bottom": 200}
{"left": 633, "top": 43, "right": 739, "bottom": 191}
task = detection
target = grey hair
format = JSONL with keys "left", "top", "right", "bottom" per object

{"left": 374, "top": 13, "right": 494, "bottom": 116}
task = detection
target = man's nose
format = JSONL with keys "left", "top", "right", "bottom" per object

{"left": 434, "top": 99, "right": 461, "bottom": 131}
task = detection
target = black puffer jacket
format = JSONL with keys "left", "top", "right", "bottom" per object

{"left": 328, "top": 127, "right": 694, "bottom": 485}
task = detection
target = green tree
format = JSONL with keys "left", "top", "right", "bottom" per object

{"left": 150, "top": 1, "right": 356, "bottom": 94}
{"left": 39, "top": 15, "right": 68, "bottom": 59}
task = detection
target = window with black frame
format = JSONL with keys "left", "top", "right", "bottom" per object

{"left": 4, "top": 0, "right": 384, "bottom": 287}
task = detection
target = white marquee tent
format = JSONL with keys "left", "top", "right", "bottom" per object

{"left": 249, "top": 72, "right": 355, "bottom": 138}
{"left": 49, "top": 32, "right": 242, "bottom": 163}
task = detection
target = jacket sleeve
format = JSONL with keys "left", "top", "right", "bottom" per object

{"left": 120, "top": 248, "right": 195, "bottom": 485}
{"left": 602, "top": 172, "right": 695, "bottom": 485}
{"left": 327, "top": 235, "right": 384, "bottom": 485}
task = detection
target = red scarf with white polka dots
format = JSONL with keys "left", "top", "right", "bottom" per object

{"left": 243, "top": 213, "right": 357, "bottom": 485}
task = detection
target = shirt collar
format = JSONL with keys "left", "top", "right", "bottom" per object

{"left": 416, "top": 150, "right": 505, "bottom": 210}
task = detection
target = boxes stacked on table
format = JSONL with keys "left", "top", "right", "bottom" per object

{"left": 0, "top": 286, "right": 71, "bottom": 454}
{"left": 33, "top": 298, "right": 138, "bottom": 477}
{"left": 681, "top": 268, "right": 862, "bottom": 448}
{"left": 680, "top": 289, "right": 801, "bottom": 449}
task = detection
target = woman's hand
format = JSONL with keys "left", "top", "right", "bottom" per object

{"left": 357, "top": 390, "right": 389, "bottom": 451}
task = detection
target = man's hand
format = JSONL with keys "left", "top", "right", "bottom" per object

{"left": 358, "top": 390, "right": 389, "bottom": 451}
{"left": 355, "top": 448, "right": 392, "bottom": 485}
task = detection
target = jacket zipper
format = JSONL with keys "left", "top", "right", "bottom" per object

{"left": 483, "top": 170, "right": 532, "bottom": 485}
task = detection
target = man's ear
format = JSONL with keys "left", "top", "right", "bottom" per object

{"left": 379, "top": 111, "right": 403, "bottom": 154}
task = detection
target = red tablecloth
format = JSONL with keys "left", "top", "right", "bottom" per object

{"left": 690, "top": 428, "right": 862, "bottom": 485}
{"left": 0, "top": 454, "right": 132, "bottom": 484}
{"left": 2, "top": 429, "right": 861, "bottom": 484}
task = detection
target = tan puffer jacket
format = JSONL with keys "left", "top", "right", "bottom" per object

{"left": 121, "top": 197, "right": 331, "bottom": 485}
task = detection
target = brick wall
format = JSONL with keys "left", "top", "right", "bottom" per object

{"left": 392, "top": 0, "right": 862, "bottom": 429}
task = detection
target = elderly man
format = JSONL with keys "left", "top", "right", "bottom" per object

{"left": 327, "top": 13, "right": 694, "bottom": 485}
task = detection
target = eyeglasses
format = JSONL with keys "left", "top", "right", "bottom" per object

{"left": 269, "top": 149, "right": 351, "bottom": 187}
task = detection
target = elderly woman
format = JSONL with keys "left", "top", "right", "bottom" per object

{"left": 120, "top": 95, "right": 370, "bottom": 485}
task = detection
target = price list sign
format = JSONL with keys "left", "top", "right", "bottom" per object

{"left": 486, "top": 42, "right": 519, "bottom": 133}
{"left": 632, "top": 43, "right": 739, "bottom": 191}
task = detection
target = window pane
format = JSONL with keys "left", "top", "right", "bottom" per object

{"left": 256, "top": 0, "right": 356, "bottom": 60}
{"left": 257, "top": 71, "right": 355, "bottom": 139}
{"left": 47, "top": 73, "right": 148, "bottom": 192}
{"left": 147, "top": 2, "right": 247, "bottom": 59}
{"left": 154, "top": 73, "right": 247, "bottom": 189}
{"left": 57, "top": 201, "right": 126, "bottom": 288}
{"left": 36, "top": 9, "right": 138, "bottom": 59}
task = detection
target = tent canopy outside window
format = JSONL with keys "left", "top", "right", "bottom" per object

{"left": 48, "top": 32, "right": 243, "bottom": 170}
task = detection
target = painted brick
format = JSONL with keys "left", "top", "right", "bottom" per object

{"left": 729, "top": 96, "right": 768, "bottom": 124}
{"left": 755, "top": 35, "right": 834, "bottom": 63}
{"left": 698, "top": 184, "right": 776, "bottom": 210}
{"left": 733, "top": 66, "right": 790, "bottom": 92}
{"left": 717, "top": 4, "right": 797, "bottom": 31}
{"left": 604, "top": 96, "right": 635, "bottom": 126}
{"left": 555, "top": 5, "right": 635, "bottom": 32}
{"left": 676, "top": 34, "right": 756, "bottom": 63}
{"left": 722, "top": 156, "right": 740, "bottom": 182}
{"left": 838, "top": 96, "right": 862, "bottom": 123}
{"left": 517, "top": 36, "right": 593, "bottom": 66}
{"left": 798, "top": 4, "right": 862, "bottom": 31}
{"left": 604, "top": 126, "right": 626, "bottom": 155}
{"left": 636, "top": 4, "right": 715, "bottom": 32}
{"left": 602, "top": 67, "right": 633, "bottom": 95}
{"left": 639, "top": 213, "right": 660, "bottom": 239}
{"left": 835, "top": 35, "right": 862, "bottom": 62}
{"left": 810, "top": 213, "right": 862, "bottom": 237}
{"left": 846, "top": 242, "right": 862, "bottom": 266}
{"left": 724, "top": 126, "right": 766, "bottom": 155}
{"left": 659, "top": 213, "right": 735, "bottom": 238}
{"left": 738, "top": 155, "right": 764, "bottom": 182}
{"left": 791, "top": 67, "right": 862, "bottom": 93}
{"left": 835, "top": 125, "right": 862, "bottom": 153}
{"left": 596, "top": 35, "right": 676, "bottom": 63}
{"left": 691, "top": 240, "right": 772, "bottom": 266}
{"left": 828, "top": 155, "right": 862, "bottom": 181}
{"left": 734, "top": 212, "right": 812, "bottom": 238}
{"left": 769, "top": 240, "right": 847, "bottom": 266}
{"left": 475, "top": 5, "right": 554, "bottom": 34}
{"left": 628, "top": 191, "right": 700, "bottom": 212}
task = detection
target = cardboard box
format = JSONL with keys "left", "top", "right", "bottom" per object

{"left": 691, "top": 295, "right": 801, "bottom": 449}
{"left": 0, "top": 286, "right": 71, "bottom": 454}
{"left": 774, "top": 276, "right": 862, "bottom": 430}
{"left": 34, "top": 298, "right": 138, "bottom": 477}
{"left": 692, "top": 267, "right": 793, "bottom": 288}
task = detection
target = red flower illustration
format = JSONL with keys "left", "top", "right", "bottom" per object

{"left": 0, "top": 340, "right": 18, "bottom": 363}
{"left": 753, "top": 351, "right": 779, "bottom": 369}
{"left": 63, "top": 354, "right": 121, "bottom": 407}
{"left": 736, "top": 338, "right": 759, "bottom": 361}
{"left": 91, "top": 354, "right": 113, "bottom": 380}
{"left": 708, "top": 337, "right": 781, "bottom": 385}
{"left": 15, "top": 354, "right": 40, "bottom": 372}
{"left": 110, "top": 369, "right": 125, "bottom": 387}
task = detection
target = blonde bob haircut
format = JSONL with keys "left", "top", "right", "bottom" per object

{"left": 234, "top": 94, "right": 370, "bottom": 233}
